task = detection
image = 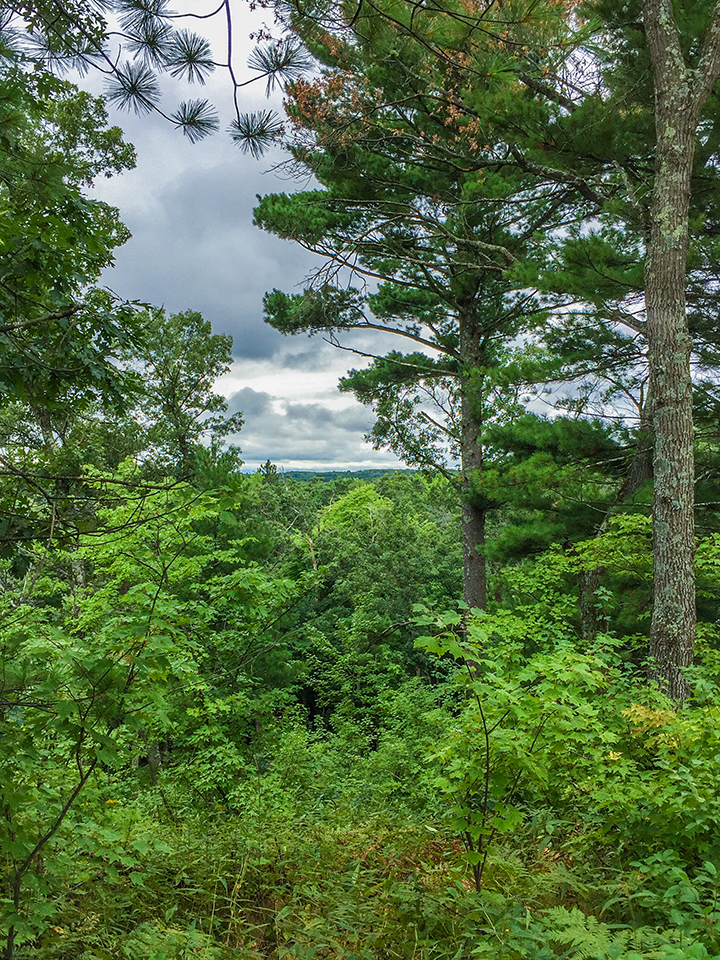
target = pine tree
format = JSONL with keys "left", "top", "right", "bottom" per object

{"left": 255, "top": 11, "right": 569, "bottom": 609}
{"left": 253, "top": 0, "right": 720, "bottom": 697}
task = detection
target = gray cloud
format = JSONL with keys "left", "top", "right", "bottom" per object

{"left": 229, "top": 391, "right": 372, "bottom": 440}
{"left": 284, "top": 402, "right": 372, "bottom": 434}
{"left": 102, "top": 158, "right": 321, "bottom": 359}
{"left": 224, "top": 387, "right": 387, "bottom": 469}
{"left": 281, "top": 345, "right": 338, "bottom": 370}
{"left": 284, "top": 402, "right": 335, "bottom": 425}
{"left": 227, "top": 387, "right": 273, "bottom": 419}
{"left": 90, "top": 69, "right": 403, "bottom": 470}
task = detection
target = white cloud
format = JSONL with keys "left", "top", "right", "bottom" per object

{"left": 87, "top": 10, "right": 404, "bottom": 470}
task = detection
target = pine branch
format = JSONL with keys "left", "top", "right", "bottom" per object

{"left": 171, "top": 99, "right": 219, "bottom": 142}
{"left": 166, "top": 28, "right": 214, "bottom": 84}
{"left": 246, "top": 38, "right": 312, "bottom": 96}
{"left": 104, "top": 61, "right": 161, "bottom": 115}
{"left": 229, "top": 111, "right": 284, "bottom": 158}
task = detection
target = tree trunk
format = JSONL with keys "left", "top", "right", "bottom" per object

{"left": 645, "top": 131, "right": 696, "bottom": 699}
{"left": 578, "top": 566, "right": 606, "bottom": 641}
{"left": 459, "top": 316, "right": 487, "bottom": 611}
{"left": 461, "top": 495, "right": 486, "bottom": 611}
{"left": 641, "top": 0, "right": 720, "bottom": 699}
{"left": 4, "top": 875, "right": 19, "bottom": 960}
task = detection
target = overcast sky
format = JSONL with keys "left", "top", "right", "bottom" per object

{"left": 91, "top": 7, "right": 402, "bottom": 471}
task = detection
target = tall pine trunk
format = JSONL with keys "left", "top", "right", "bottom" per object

{"left": 643, "top": 0, "right": 720, "bottom": 700}
{"left": 459, "top": 315, "right": 487, "bottom": 611}
{"left": 645, "top": 103, "right": 695, "bottom": 701}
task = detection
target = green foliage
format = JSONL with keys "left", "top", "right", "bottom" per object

{"left": 0, "top": 475, "right": 299, "bottom": 954}
{"left": 263, "top": 285, "right": 365, "bottom": 335}
{"left": 30, "top": 811, "right": 720, "bottom": 960}
{"left": 0, "top": 65, "right": 139, "bottom": 408}
{"left": 416, "top": 607, "right": 629, "bottom": 890}
{"left": 594, "top": 696, "right": 720, "bottom": 874}
{"left": 282, "top": 475, "right": 462, "bottom": 715}
{"left": 6, "top": 0, "right": 225, "bottom": 142}
{"left": 124, "top": 308, "right": 244, "bottom": 481}
{"left": 481, "top": 413, "right": 634, "bottom": 560}
{"left": 6, "top": 459, "right": 720, "bottom": 960}
{"left": 253, "top": 2, "right": 567, "bottom": 580}
{"left": 0, "top": 556, "right": 193, "bottom": 951}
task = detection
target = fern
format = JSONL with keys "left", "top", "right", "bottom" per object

{"left": 530, "top": 909, "right": 716, "bottom": 960}
{"left": 543, "top": 906, "right": 613, "bottom": 958}
{"left": 121, "top": 921, "right": 224, "bottom": 960}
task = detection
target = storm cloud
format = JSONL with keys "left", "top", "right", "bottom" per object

{"left": 91, "top": 27, "right": 403, "bottom": 471}
{"left": 100, "top": 142, "right": 322, "bottom": 360}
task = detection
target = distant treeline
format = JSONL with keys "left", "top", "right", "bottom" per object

{"left": 281, "top": 468, "right": 415, "bottom": 482}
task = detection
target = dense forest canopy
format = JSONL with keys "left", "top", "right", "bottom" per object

{"left": 3, "top": 1, "right": 720, "bottom": 958}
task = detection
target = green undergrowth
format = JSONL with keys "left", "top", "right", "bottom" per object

{"left": 36, "top": 809, "right": 720, "bottom": 960}
{"left": 26, "top": 607, "right": 720, "bottom": 960}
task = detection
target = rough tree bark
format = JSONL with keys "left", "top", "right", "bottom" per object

{"left": 643, "top": 0, "right": 720, "bottom": 700}
{"left": 459, "top": 316, "right": 487, "bottom": 611}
